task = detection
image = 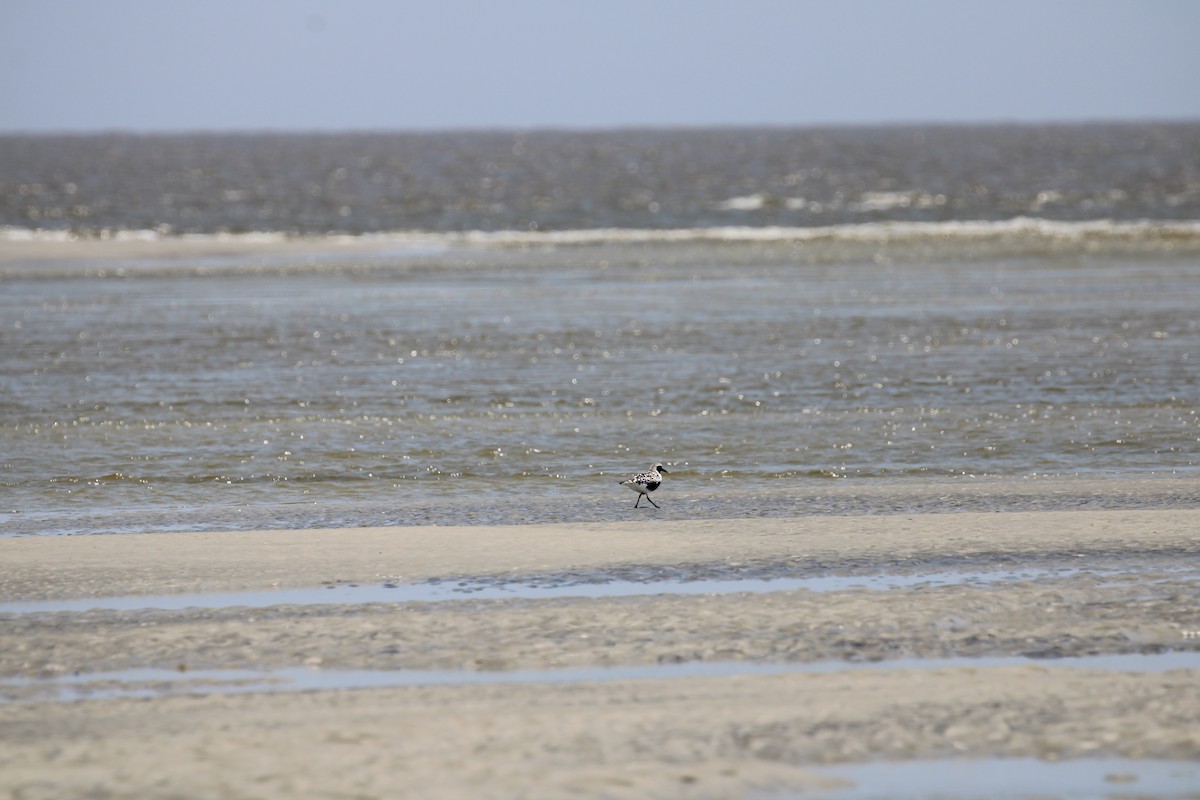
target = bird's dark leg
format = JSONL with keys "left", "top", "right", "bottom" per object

{"left": 634, "top": 494, "right": 642, "bottom": 508}
{"left": 646, "top": 496, "right": 659, "bottom": 508}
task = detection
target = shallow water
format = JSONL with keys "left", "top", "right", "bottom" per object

{"left": 5, "top": 651, "right": 1198, "bottom": 704}
{"left": 781, "top": 758, "right": 1200, "bottom": 800}
{"left": 4, "top": 123, "right": 1200, "bottom": 535}
{"left": 0, "top": 564, "right": 1116, "bottom": 614}
{"left": 2, "top": 249, "right": 1198, "bottom": 535}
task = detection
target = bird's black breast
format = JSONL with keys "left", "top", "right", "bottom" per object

{"left": 644, "top": 481, "right": 660, "bottom": 492}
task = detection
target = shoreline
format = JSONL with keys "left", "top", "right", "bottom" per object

{"left": 4, "top": 471, "right": 1199, "bottom": 546}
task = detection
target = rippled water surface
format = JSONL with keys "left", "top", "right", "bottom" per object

{"left": 5, "top": 124, "right": 1199, "bottom": 234}
{"left": 2, "top": 247, "right": 1197, "bottom": 535}
{"left": 3, "top": 123, "right": 1199, "bottom": 534}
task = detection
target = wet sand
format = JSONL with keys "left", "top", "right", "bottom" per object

{"left": 3, "top": 499, "right": 1200, "bottom": 798}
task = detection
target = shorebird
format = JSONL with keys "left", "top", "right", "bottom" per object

{"left": 619, "top": 463, "right": 669, "bottom": 508}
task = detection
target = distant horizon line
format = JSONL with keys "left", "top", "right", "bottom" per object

{"left": 3, "top": 116, "right": 1199, "bottom": 137}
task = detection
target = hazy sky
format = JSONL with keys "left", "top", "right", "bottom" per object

{"left": 3, "top": 0, "right": 1198, "bottom": 132}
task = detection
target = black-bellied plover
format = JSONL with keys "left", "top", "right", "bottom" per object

{"left": 619, "top": 464, "right": 669, "bottom": 508}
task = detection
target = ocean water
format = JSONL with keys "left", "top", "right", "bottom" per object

{"left": 2, "top": 124, "right": 1199, "bottom": 535}
{"left": 4, "top": 124, "right": 1200, "bottom": 234}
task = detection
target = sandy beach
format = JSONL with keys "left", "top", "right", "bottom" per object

{"left": 3, "top": 493, "right": 1200, "bottom": 799}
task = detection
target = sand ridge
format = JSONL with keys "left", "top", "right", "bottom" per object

{"left": 3, "top": 507, "right": 1198, "bottom": 600}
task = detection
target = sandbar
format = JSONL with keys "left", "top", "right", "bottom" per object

{"left": 2, "top": 504, "right": 1199, "bottom": 799}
